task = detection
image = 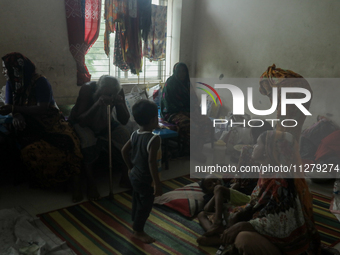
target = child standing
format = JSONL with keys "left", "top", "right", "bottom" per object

{"left": 121, "top": 99, "right": 162, "bottom": 243}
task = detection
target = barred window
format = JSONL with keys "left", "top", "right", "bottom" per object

{"left": 85, "top": 0, "right": 168, "bottom": 83}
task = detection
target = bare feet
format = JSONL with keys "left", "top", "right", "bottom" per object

{"left": 87, "top": 185, "right": 100, "bottom": 201}
{"left": 132, "top": 231, "right": 155, "bottom": 243}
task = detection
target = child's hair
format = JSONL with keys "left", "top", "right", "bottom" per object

{"left": 250, "top": 120, "right": 273, "bottom": 144}
{"left": 132, "top": 99, "right": 158, "bottom": 126}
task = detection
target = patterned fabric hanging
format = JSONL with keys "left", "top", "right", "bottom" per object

{"left": 105, "top": 0, "right": 155, "bottom": 75}
{"left": 104, "top": 0, "right": 127, "bottom": 56}
{"left": 143, "top": 4, "right": 167, "bottom": 61}
{"left": 65, "top": 0, "right": 101, "bottom": 85}
{"left": 139, "top": 0, "right": 152, "bottom": 42}
{"left": 124, "top": 8, "right": 142, "bottom": 75}
{"left": 113, "top": 23, "right": 130, "bottom": 71}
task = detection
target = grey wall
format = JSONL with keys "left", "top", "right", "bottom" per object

{"left": 0, "top": 0, "right": 79, "bottom": 105}
{"left": 1, "top": 0, "right": 340, "bottom": 127}
{"left": 180, "top": 0, "right": 340, "bottom": 128}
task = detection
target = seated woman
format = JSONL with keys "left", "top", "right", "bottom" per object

{"left": 196, "top": 124, "right": 273, "bottom": 242}
{"left": 198, "top": 130, "right": 321, "bottom": 255}
{"left": 160, "top": 62, "right": 212, "bottom": 161}
{"left": 0, "top": 52, "right": 83, "bottom": 202}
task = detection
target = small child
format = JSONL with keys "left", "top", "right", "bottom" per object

{"left": 121, "top": 99, "right": 162, "bottom": 244}
{"left": 197, "top": 175, "right": 251, "bottom": 238}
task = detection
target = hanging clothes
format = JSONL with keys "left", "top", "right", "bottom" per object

{"left": 113, "top": 23, "right": 130, "bottom": 71}
{"left": 104, "top": 0, "right": 127, "bottom": 56}
{"left": 128, "top": 0, "right": 137, "bottom": 18}
{"left": 116, "top": 0, "right": 142, "bottom": 75}
{"left": 139, "top": 0, "right": 152, "bottom": 42}
{"left": 124, "top": 10, "right": 142, "bottom": 75}
{"left": 65, "top": 0, "right": 102, "bottom": 85}
{"left": 143, "top": 4, "right": 167, "bottom": 61}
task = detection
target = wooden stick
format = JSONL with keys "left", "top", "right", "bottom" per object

{"left": 107, "top": 105, "right": 114, "bottom": 200}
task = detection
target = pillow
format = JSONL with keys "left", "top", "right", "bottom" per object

{"left": 154, "top": 182, "right": 205, "bottom": 217}
{"left": 300, "top": 116, "right": 340, "bottom": 160}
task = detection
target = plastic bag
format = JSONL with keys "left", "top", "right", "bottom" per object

{"left": 125, "top": 85, "right": 148, "bottom": 121}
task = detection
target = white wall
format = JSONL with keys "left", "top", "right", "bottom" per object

{"left": 1, "top": 0, "right": 340, "bottom": 127}
{"left": 179, "top": 0, "right": 196, "bottom": 75}
{"left": 169, "top": 0, "right": 183, "bottom": 73}
{"left": 180, "top": 0, "right": 340, "bottom": 128}
{"left": 0, "top": 0, "right": 79, "bottom": 105}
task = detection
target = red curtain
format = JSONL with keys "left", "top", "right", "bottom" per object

{"left": 65, "top": 0, "right": 101, "bottom": 85}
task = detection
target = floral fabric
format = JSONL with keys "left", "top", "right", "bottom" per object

{"left": 143, "top": 4, "right": 167, "bottom": 61}
{"left": 248, "top": 131, "right": 320, "bottom": 255}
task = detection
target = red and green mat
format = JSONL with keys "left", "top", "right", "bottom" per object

{"left": 38, "top": 176, "right": 216, "bottom": 255}
{"left": 38, "top": 177, "right": 340, "bottom": 255}
{"left": 312, "top": 192, "right": 340, "bottom": 247}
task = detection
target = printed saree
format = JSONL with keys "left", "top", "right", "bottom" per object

{"left": 249, "top": 131, "right": 320, "bottom": 254}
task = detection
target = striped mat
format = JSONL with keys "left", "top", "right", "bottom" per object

{"left": 38, "top": 179, "right": 340, "bottom": 254}
{"left": 312, "top": 192, "right": 340, "bottom": 247}
{"left": 38, "top": 176, "right": 217, "bottom": 255}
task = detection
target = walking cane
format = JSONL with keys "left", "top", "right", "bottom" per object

{"left": 107, "top": 105, "right": 114, "bottom": 200}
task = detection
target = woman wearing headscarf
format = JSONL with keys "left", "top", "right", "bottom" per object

{"left": 259, "top": 64, "right": 312, "bottom": 142}
{"left": 220, "top": 130, "right": 321, "bottom": 255}
{"left": 0, "top": 52, "right": 83, "bottom": 202}
{"left": 160, "top": 62, "right": 212, "bottom": 160}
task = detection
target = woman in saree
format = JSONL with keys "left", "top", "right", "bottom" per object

{"left": 197, "top": 130, "right": 321, "bottom": 254}
{"left": 0, "top": 52, "right": 83, "bottom": 202}
{"left": 220, "top": 130, "right": 321, "bottom": 255}
{"left": 160, "top": 62, "right": 212, "bottom": 160}
{"left": 259, "top": 64, "right": 312, "bottom": 142}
